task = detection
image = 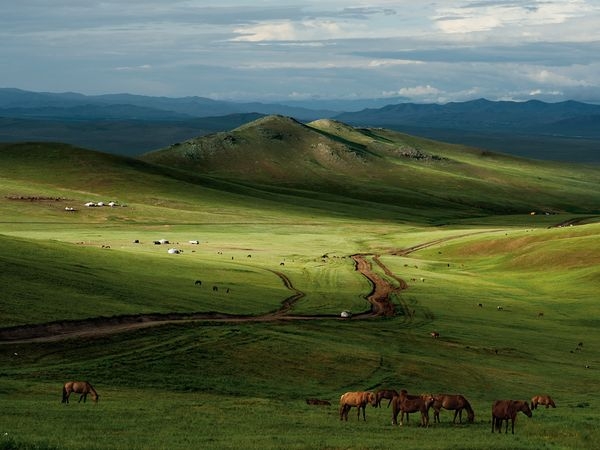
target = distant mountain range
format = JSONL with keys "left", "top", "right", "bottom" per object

{"left": 0, "top": 88, "right": 334, "bottom": 121}
{"left": 336, "top": 98, "right": 600, "bottom": 137}
{"left": 1, "top": 88, "right": 599, "bottom": 162}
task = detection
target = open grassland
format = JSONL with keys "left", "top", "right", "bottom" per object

{"left": 1, "top": 135, "right": 600, "bottom": 449}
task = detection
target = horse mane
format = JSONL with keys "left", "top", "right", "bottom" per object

{"left": 463, "top": 397, "right": 475, "bottom": 418}
{"left": 86, "top": 381, "right": 98, "bottom": 396}
{"left": 463, "top": 397, "right": 473, "bottom": 411}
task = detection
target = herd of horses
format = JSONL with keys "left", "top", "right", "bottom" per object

{"left": 62, "top": 380, "right": 555, "bottom": 435}
{"left": 338, "top": 389, "right": 556, "bottom": 434}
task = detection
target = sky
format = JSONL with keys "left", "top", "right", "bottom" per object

{"left": 2, "top": 0, "right": 600, "bottom": 104}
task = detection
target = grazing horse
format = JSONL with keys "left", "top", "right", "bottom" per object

{"left": 391, "top": 390, "right": 435, "bottom": 427}
{"left": 339, "top": 391, "right": 376, "bottom": 421}
{"left": 62, "top": 381, "right": 98, "bottom": 404}
{"left": 491, "top": 400, "right": 532, "bottom": 434}
{"left": 375, "top": 389, "right": 399, "bottom": 408}
{"left": 433, "top": 394, "right": 475, "bottom": 424}
{"left": 531, "top": 395, "right": 556, "bottom": 409}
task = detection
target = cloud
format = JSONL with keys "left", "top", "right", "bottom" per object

{"left": 526, "top": 69, "right": 593, "bottom": 87}
{"left": 528, "top": 89, "right": 563, "bottom": 97}
{"left": 367, "top": 59, "right": 423, "bottom": 67}
{"left": 353, "top": 40, "right": 600, "bottom": 66}
{"left": 434, "top": 0, "right": 595, "bottom": 35}
{"left": 434, "top": 13, "right": 502, "bottom": 34}
{"left": 383, "top": 85, "right": 442, "bottom": 98}
{"left": 114, "top": 64, "right": 152, "bottom": 71}
{"left": 338, "top": 7, "right": 397, "bottom": 19}
{"left": 232, "top": 21, "right": 299, "bottom": 42}
{"left": 2, "top": 1, "right": 600, "bottom": 102}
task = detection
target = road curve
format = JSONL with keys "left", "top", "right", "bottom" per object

{"left": 3, "top": 238, "right": 474, "bottom": 343}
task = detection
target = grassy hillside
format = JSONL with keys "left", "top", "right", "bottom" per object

{"left": 142, "top": 116, "right": 600, "bottom": 221}
{"left": 1, "top": 132, "right": 599, "bottom": 449}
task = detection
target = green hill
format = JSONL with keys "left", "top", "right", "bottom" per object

{"left": 142, "top": 115, "right": 600, "bottom": 222}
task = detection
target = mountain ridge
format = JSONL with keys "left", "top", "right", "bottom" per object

{"left": 1, "top": 88, "right": 599, "bottom": 162}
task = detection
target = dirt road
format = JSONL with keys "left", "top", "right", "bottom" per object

{"left": 0, "top": 253, "right": 402, "bottom": 343}
{"left": 1, "top": 231, "right": 502, "bottom": 344}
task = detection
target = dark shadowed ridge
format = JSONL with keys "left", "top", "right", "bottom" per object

{"left": 140, "top": 115, "right": 377, "bottom": 183}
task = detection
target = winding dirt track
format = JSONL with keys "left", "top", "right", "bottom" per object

{"left": 0, "top": 232, "right": 496, "bottom": 344}
{"left": 0, "top": 254, "right": 397, "bottom": 344}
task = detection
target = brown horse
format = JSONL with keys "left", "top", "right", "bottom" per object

{"left": 433, "top": 394, "right": 475, "bottom": 424}
{"left": 62, "top": 381, "right": 98, "bottom": 404}
{"left": 391, "top": 390, "right": 435, "bottom": 427}
{"left": 375, "top": 389, "right": 399, "bottom": 408}
{"left": 339, "top": 391, "right": 376, "bottom": 421}
{"left": 531, "top": 395, "right": 556, "bottom": 409}
{"left": 491, "top": 400, "right": 532, "bottom": 434}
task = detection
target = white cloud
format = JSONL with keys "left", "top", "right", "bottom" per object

{"left": 232, "top": 21, "right": 297, "bottom": 42}
{"left": 114, "top": 64, "right": 152, "bottom": 71}
{"left": 527, "top": 69, "right": 592, "bottom": 87}
{"left": 434, "top": 0, "right": 596, "bottom": 36}
{"left": 383, "top": 85, "right": 442, "bottom": 99}
{"left": 435, "top": 14, "right": 503, "bottom": 34}
{"left": 231, "top": 19, "right": 350, "bottom": 42}
{"left": 368, "top": 59, "right": 423, "bottom": 67}
{"left": 529, "top": 89, "right": 563, "bottom": 97}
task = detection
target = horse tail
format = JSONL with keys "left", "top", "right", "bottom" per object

{"left": 62, "top": 385, "right": 68, "bottom": 403}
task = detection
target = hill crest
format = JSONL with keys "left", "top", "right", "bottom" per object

{"left": 141, "top": 115, "right": 376, "bottom": 181}
{"left": 139, "top": 115, "right": 600, "bottom": 218}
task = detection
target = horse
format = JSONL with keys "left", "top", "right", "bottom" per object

{"left": 390, "top": 389, "right": 424, "bottom": 424}
{"left": 391, "top": 390, "right": 435, "bottom": 427}
{"left": 375, "top": 389, "right": 399, "bottom": 408}
{"left": 531, "top": 395, "right": 556, "bottom": 409}
{"left": 339, "top": 391, "right": 376, "bottom": 421}
{"left": 62, "top": 381, "right": 98, "bottom": 404}
{"left": 491, "top": 400, "right": 532, "bottom": 434}
{"left": 306, "top": 398, "right": 331, "bottom": 406}
{"left": 433, "top": 394, "right": 475, "bottom": 424}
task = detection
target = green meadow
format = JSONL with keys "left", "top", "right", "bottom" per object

{"left": 1, "top": 122, "right": 599, "bottom": 450}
